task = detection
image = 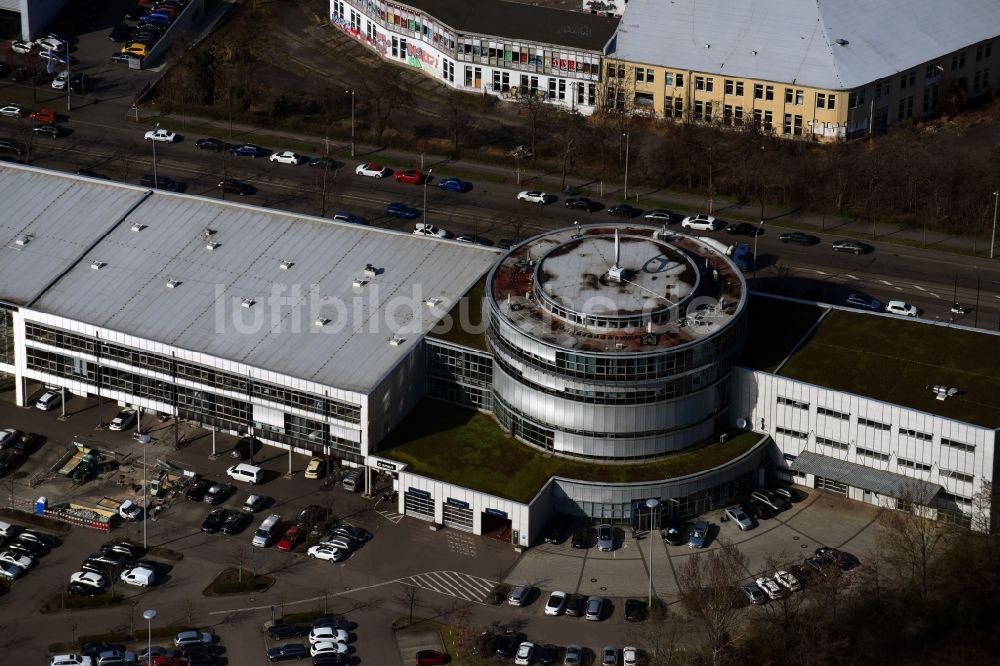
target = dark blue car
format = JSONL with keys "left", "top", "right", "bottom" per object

{"left": 386, "top": 202, "right": 420, "bottom": 219}
{"left": 229, "top": 143, "right": 268, "bottom": 158}
{"left": 140, "top": 13, "right": 173, "bottom": 26}
{"left": 266, "top": 643, "right": 308, "bottom": 662}
{"left": 437, "top": 177, "right": 469, "bottom": 192}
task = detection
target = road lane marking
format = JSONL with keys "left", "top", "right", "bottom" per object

{"left": 879, "top": 280, "right": 893, "bottom": 285}
{"left": 845, "top": 274, "right": 859, "bottom": 280}
{"left": 913, "top": 285, "right": 926, "bottom": 291}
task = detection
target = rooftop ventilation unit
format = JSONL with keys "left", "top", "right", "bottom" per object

{"left": 201, "top": 228, "right": 216, "bottom": 240}
{"left": 425, "top": 297, "right": 441, "bottom": 308}
{"left": 130, "top": 223, "right": 146, "bottom": 233}
{"left": 89, "top": 260, "right": 105, "bottom": 270}
{"left": 389, "top": 335, "right": 405, "bottom": 346}
{"left": 931, "top": 385, "right": 959, "bottom": 401}
{"left": 834, "top": 38, "right": 849, "bottom": 46}
{"left": 240, "top": 298, "right": 255, "bottom": 309}
{"left": 206, "top": 242, "right": 220, "bottom": 251}
{"left": 315, "top": 317, "right": 330, "bottom": 327}
{"left": 14, "top": 235, "right": 31, "bottom": 246}
{"left": 352, "top": 277, "right": 368, "bottom": 288}
{"left": 279, "top": 260, "right": 293, "bottom": 271}
{"left": 363, "top": 264, "right": 378, "bottom": 278}
{"left": 165, "top": 279, "right": 181, "bottom": 289}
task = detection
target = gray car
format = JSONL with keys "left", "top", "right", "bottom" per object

{"left": 688, "top": 521, "right": 709, "bottom": 548}
{"left": 507, "top": 584, "right": 529, "bottom": 607}
{"left": 563, "top": 645, "right": 583, "bottom": 666}
{"left": 597, "top": 524, "right": 614, "bottom": 551}
{"left": 585, "top": 595, "right": 604, "bottom": 621}
{"left": 724, "top": 506, "right": 754, "bottom": 530}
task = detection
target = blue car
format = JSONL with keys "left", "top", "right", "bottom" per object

{"left": 386, "top": 202, "right": 420, "bottom": 219}
{"left": 438, "top": 177, "right": 469, "bottom": 192}
{"left": 141, "top": 12, "right": 173, "bottom": 25}
{"left": 229, "top": 143, "right": 268, "bottom": 158}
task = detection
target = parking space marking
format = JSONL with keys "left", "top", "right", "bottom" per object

{"left": 376, "top": 509, "right": 404, "bottom": 524}
{"left": 446, "top": 532, "right": 477, "bottom": 557}
{"left": 399, "top": 570, "right": 495, "bottom": 603}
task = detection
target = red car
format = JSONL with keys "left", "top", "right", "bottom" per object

{"left": 29, "top": 108, "right": 57, "bottom": 123}
{"left": 153, "top": 658, "right": 183, "bottom": 666}
{"left": 394, "top": 169, "right": 425, "bottom": 184}
{"left": 415, "top": 650, "right": 447, "bottom": 665}
{"left": 277, "top": 525, "right": 303, "bottom": 552}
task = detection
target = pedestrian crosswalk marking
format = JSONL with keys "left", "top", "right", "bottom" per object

{"left": 397, "top": 570, "right": 496, "bottom": 604}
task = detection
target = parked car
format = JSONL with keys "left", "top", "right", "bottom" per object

{"left": 507, "top": 584, "right": 530, "bottom": 606}
{"left": 724, "top": 506, "right": 754, "bottom": 530}
{"left": 230, "top": 436, "right": 261, "bottom": 460}
{"left": 144, "top": 128, "right": 177, "bottom": 143}
{"left": 885, "top": 300, "right": 919, "bottom": 317}
{"left": 597, "top": 523, "right": 614, "bottom": 551}
{"left": 0, "top": 561, "right": 25, "bottom": 579}
{"left": 307, "top": 545, "right": 346, "bottom": 562}
{"left": 415, "top": 650, "right": 447, "bottom": 665}
{"left": 304, "top": 457, "right": 324, "bottom": 479}
{"left": 331, "top": 212, "right": 366, "bottom": 225}
{"left": 70, "top": 571, "right": 106, "bottom": 588}
{"left": 0, "top": 103, "right": 25, "bottom": 118}
{"left": 571, "top": 527, "right": 592, "bottom": 548}
{"left": 51, "top": 657, "right": 93, "bottom": 666}
{"left": 201, "top": 508, "right": 227, "bottom": 534}
{"left": 437, "top": 177, "right": 469, "bottom": 192}
{"left": 174, "top": 631, "right": 213, "bottom": 648}
{"left": 387, "top": 202, "right": 420, "bottom": 219}
{"left": 663, "top": 520, "right": 685, "bottom": 546}
{"left": 624, "top": 598, "right": 646, "bottom": 622}
{"left": 355, "top": 162, "right": 390, "bottom": 177}
{"left": 308, "top": 627, "right": 349, "bottom": 644}
{"left": 267, "top": 624, "right": 310, "bottom": 640}
{"left": 845, "top": 293, "right": 881, "bottom": 311}
{"left": 270, "top": 150, "right": 305, "bottom": 165}
{"left": 412, "top": 222, "right": 448, "bottom": 237}
{"left": 600, "top": 646, "right": 618, "bottom": 666}
{"left": 194, "top": 138, "right": 225, "bottom": 151}
{"left": 778, "top": 231, "right": 818, "bottom": 245}
{"left": 544, "top": 590, "right": 566, "bottom": 615}
{"left": 564, "top": 197, "right": 600, "bottom": 211}
{"left": 742, "top": 584, "right": 767, "bottom": 605}
{"left": 0, "top": 550, "right": 32, "bottom": 570}
{"left": 266, "top": 644, "right": 308, "bottom": 662}
{"left": 517, "top": 190, "right": 550, "bottom": 204}
{"left": 688, "top": 521, "right": 709, "bottom": 548}
{"left": 644, "top": 209, "right": 675, "bottom": 223}
{"left": 750, "top": 489, "right": 790, "bottom": 512}
{"left": 623, "top": 646, "right": 639, "bottom": 666}
{"left": 308, "top": 157, "right": 338, "bottom": 170}
{"left": 108, "top": 409, "right": 137, "bottom": 431}
{"left": 514, "top": 642, "right": 535, "bottom": 666}
{"left": 543, "top": 523, "right": 564, "bottom": 544}
{"left": 607, "top": 203, "right": 641, "bottom": 218}
{"left": 493, "top": 633, "right": 517, "bottom": 658}
{"left": 221, "top": 511, "right": 249, "bottom": 535}
{"left": 0, "top": 138, "right": 28, "bottom": 155}
{"left": 832, "top": 239, "right": 872, "bottom": 254}
{"left": 564, "top": 593, "right": 585, "bottom": 617}
{"left": 394, "top": 169, "right": 425, "bottom": 184}
{"left": 120, "top": 566, "right": 156, "bottom": 587}
{"left": 140, "top": 173, "right": 183, "bottom": 191}
{"left": 185, "top": 479, "right": 211, "bottom": 501}
{"left": 681, "top": 214, "right": 720, "bottom": 231}
{"left": 243, "top": 494, "right": 269, "bottom": 513}
{"left": 217, "top": 179, "right": 255, "bottom": 196}
{"left": 585, "top": 595, "right": 605, "bottom": 621}
{"left": 726, "top": 222, "right": 760, "bottom": 236}
{"left": 277, "top": 526, "right": 304, "bottom": 551}
{"left": 774, "top": 569, "right": 802, "bottom": 591}
{"left": 229, "top": 143, "right": 268, "bottom": 158}
{"left": 563, "top": 645, "right": 583, "bottom": 665}
{"left": 756, "top": 576, "right": 784, "bottom": 600}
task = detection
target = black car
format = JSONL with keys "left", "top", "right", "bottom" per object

{"left": 266, "top": 623, "right": 311, "bottom": 640}
{"left": 87, "top": 550, "right": 128, "bottom": 568}
{"left": 221, "top": 511, "right": 249, "bottom": 535}
{"left": 312, "top": 616, "right": 354, "bottom": 631}
{"left": 186, "top": 478, "right": 211, "bottom": 501}
{"left": 571, "top": 527, "right": 593, "bottom": 548}
{"left": 624, "top": 598, "right": 647, "bottom": 622}
{"left": 10, "top": 67, "right": 27, "bottom": 82}
{"left": 297, "top": 505, "right": 326, "bottom": 528}
{"left": 217, "top": 179, "right": 255, "bottom": 196}
{"left": 309, "top": 157, "right": 338, "bottom": 169}
{"left": 607, "top": 203, "right": 641, "bottom": 218}
{"left": 111, "top": 52, "right": 141, "bottom": 64}
{"left": 770, "top": 485, "right": 804, "bottom": 503}
{"left": 725, "top": 222, "right": 759, "bottom": 236}
{"left": 82, "top": 642, "right": 126, "bottom": 657}
{"left": 81, "top": 558, "right": 110, "bottom": 575}
{"left": 472, "top": 631, "right": 495, "bottom": 657}
{"left": 204, "top": 483, "right": 232, "bottom": 505}
{"left": 108, "top": 23, "right": 131, "bottom": 41}
{"left": 564, "top": 197, "right": 600, "bottom": 211}
{"left": 140, "top": 173, "right": 183, "bottom": 191}
{"left": 230, "top": 436, "right": 261, "bottom": 460}
{"left": 663, "top": 520, "right": 685, "bottom": 546}
{"left": 493, "top": 633, "right": 517, "bottom": 658}
{"left": 564, "top": 593, "right": 585, "bottom": 617}
{"left": 32, "top": 123, "right": 63, "bottom": 138}
{"left": 0, "top": 139, "right": 27, "bottom": 156}
{"left": 312, "top": 654, "right": 349, "bottom": 666}
{"left": 9, "top": 539, "right": 46, "bottom": 557}
{"left": 103, "top": 541, "right": 142, "bottom": 559}
{"left": 0, "top": 63, "right": 10, "bottom": 78}
{"left": 779, "top": 231, "right": 819, "bottom": 246}
{"left": 68, "top": 582, "right": 104, "bottom": 596}
{"left": 186, "top": 653, "right": 224, "bottom": 666}
{"left": 195, "top": 137, "right": 225, "bottom": 151}
{"left": 201, "top": 508, "right": 228, "bottom": 534}
{"left": 125, "top": 6, "right": 149, "bottom": 21}
{"left": 537, "top": 644, "right": 558, "bottom": 665}
{"left": 20, "top": 530, "right": 58, "bottom": 548}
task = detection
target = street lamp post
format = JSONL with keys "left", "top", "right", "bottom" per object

{"left": 347, "top": 89, "right": 355, "bottom": 158}
{"left": 753, "top": 218, "right": 766, "bottom": 283}
{"left": 422, "top": 168, "right": 433, "bottom": 225}
{"left": 151, "top": 123, "right": 159, "bottom": 190}
{"left": 646, "top": 498, "right": 660, "bottom": 608}
{"left": 142, "top": 609, "right": 157, "bottom": 665}
{"left": 622, "top": 132, "right": 630, "bottom": 199}
{"left": 991, "top": 190, "right": 998, "bottom": 260}
{"left": 142, "top": 435, "right": 147, "bottom": 548}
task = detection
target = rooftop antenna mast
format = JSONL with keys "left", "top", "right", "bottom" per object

{"left": 608, "top": 228, "right": 624, "bottom": 281}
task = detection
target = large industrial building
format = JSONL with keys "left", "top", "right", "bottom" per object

{"left": 1, "top": 163, "right": 996, "bottom": 549}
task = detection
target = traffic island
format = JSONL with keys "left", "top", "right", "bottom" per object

{"left": 203, "top": 567, "right": 274, "bottom": 596}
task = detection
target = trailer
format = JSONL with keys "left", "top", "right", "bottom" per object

{"left": 52, "top": 441, "right": 94, "bottom": 477}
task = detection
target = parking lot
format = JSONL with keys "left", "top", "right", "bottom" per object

{"left": 0, "top": 378, "right": 888, "bottom": 665}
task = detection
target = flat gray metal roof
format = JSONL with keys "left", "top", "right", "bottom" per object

{"left": 612, "top": 0, "right": 1000, "bottom": 90}
{"left": 397, "top": 0, "right": 619, "bottom": 51}
{"left": 0, "top": 166, "right": 150, "bottom": 306}
{"left": 790, "top": 450, "right": 941, "bottom": 504}
{"left": 5, "top": 164, "right": 499, "bottom": 394}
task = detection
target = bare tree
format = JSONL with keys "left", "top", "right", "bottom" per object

{"left": 230, "top": 543, "right": 251, "bottom": 583}
{"left": 179, "top": 596, "right": 196, "bottom": 628}
{"left": 625, "top": 599, "right": 680, "bottom": 666}
{"left": 447, "top": 600, "right": 477, "bottom": 655}
{"left": 676, "top": 540, "right": 748, "bottom": 666}
{"left": 123, "top": 601, "right": 139, "bottom": 639}
{"left": 68, "top": 611, "right": 80, "bottom": 644}
{"left": 395, "top": 584, "right": 422, "bottom": 625}
{"left": 879, "top": 494, "right": 954, "bottom": 608}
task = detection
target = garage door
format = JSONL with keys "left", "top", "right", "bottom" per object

{"left": 404, "top": 490, "right": 435, "bottom": 521}
{"left": 816, "top": 477, "right": 848, "bottom": 495}
{"left": 442, "top": 503, "right": 474, "bottom": 532}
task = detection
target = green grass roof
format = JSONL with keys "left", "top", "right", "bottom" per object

{"left": 427, "top": 276, "right": 488, "bottom": 351}
{"left": 739, "top": 295, "right": 826, "bottom": 372}
{"left": 377, "top": 399, "right": 762, "bottom": 503}
{"left": 775, "top": 307, "right": 1000, "bottom": 428}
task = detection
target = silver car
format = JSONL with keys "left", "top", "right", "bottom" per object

{"left": 724, "top": 506, "right": 754, "bottom": 530}
{"left": 597, "top": 524, "right": 614, "bottom": 551}
{"left": 507, "top": 584, "right": 529, "bottom": 607}
{"left": 688, "top": 521, "right": 709, "bottom": 548}
{"left": 585, "top": 595, "right": 604, "bottom": 621}
{"left": 563, "top": 645, "right": 583, "bottom": 666}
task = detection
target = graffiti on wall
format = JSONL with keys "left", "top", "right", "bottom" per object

{"left": 406, "top": 43, "right": 438, "bottom": 70}
{"left": 583, "top": 0, "right": 623, "bottom": 14}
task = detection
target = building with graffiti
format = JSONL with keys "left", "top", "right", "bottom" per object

{"left": 330, "top": 0, "right": 618, "bottom": 114}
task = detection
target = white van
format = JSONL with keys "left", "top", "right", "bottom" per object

{"left": 119, "top": 566, "right": 155, "bottom": 587}
{"left": 226, "top": 463, "right": 263, "bottom": 485}
{"left": 252, "top": 514, "right": 281, "bottom": 547}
